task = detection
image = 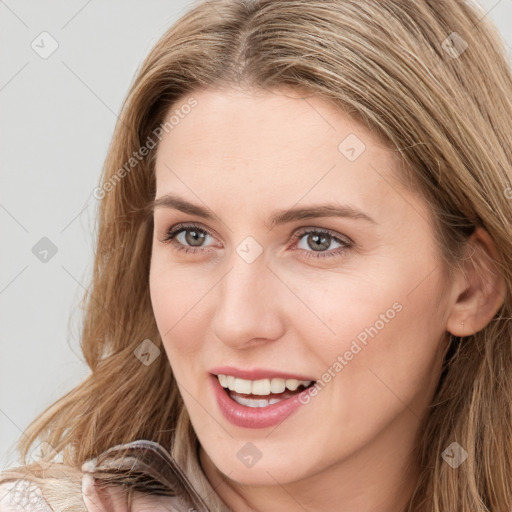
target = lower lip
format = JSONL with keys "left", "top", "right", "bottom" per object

{"left": 209, "top": 373, "right": 317, "bottom": 429}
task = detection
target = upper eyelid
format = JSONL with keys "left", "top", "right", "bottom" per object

{"left": 164, "top": 222, "right": 221, "bottom": 243}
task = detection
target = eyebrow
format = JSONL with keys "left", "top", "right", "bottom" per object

{"left": 149, "top": 193, "right": 377, "bottom": 228}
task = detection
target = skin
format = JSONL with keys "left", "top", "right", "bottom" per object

{"left": 149, "top": 86, "right": 505, "bottom": 512}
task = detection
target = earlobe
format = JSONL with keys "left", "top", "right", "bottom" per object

{"left": 445, "top": 227, "right": 506, "bottom": 337}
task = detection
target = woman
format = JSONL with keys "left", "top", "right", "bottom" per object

{"left": 1, "top": 0, "right": 512, "bottom": 511}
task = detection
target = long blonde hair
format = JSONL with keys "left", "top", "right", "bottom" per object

{"left": 2, "top": 1, "right": 512, "bottom": 511}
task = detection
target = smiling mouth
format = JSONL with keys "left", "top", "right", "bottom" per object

{"left": 216, "top": 373, "right": 316, "bottom": 408}
{"left": 227, "top": 387, "right": 314, "bottom": 407}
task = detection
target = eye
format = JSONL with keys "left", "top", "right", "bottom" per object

{"left": 291, "top": 228, "right": 352, "bottom": 259}
{"left": 159, "top": 222, "right": 353, "bottom": 259}
{"left": 160, "top": 222, "right": 218, "bottom": 255}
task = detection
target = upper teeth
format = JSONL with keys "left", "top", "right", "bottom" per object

{"left": 217, "top": 374, "right": 313, "bottom": 395}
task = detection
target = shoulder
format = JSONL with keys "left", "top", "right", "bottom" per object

{"left": 0, "top": 479, "right": 53, "bottom": 512}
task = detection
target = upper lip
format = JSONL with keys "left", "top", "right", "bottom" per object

{"left": 209, "top": 366, "right": 317, "bottom": 381}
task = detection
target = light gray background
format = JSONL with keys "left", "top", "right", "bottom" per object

{"left": 1, "top": 0, "right": 511, "bottom": 470}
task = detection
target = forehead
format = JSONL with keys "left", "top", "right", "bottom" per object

{"left": 153, "top": 86, "right": 420, "bottom": 227}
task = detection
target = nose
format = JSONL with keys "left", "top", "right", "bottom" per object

{"left": 212, "top": 254, "right": 286, "bottom": 350}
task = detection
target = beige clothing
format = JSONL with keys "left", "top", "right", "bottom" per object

{"left": 0, "top": 439, "right": 210, "bottom": 512}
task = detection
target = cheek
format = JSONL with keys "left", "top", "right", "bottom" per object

{"left": 278, "top": 266, "right": 403, "bottom": 362}
{"left": 324, "top": 272, "right": 447, "bottom": 423}
{"left": 149, "top": 256, "right": 212, "bottom": 369}
{"left": 302, "top": 259, "right": 447, "bottom": 392}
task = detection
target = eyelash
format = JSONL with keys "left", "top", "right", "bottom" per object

{"left": 160, "top": 222, "right": 353, "bottom": 260}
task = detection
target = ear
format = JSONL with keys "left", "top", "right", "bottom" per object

{"left": 446, "top": 227, "right": 506, "bottom": 337}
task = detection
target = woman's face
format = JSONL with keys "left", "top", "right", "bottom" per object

{"left": 149, "top": 86, "right": 454, "bottom": 490}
